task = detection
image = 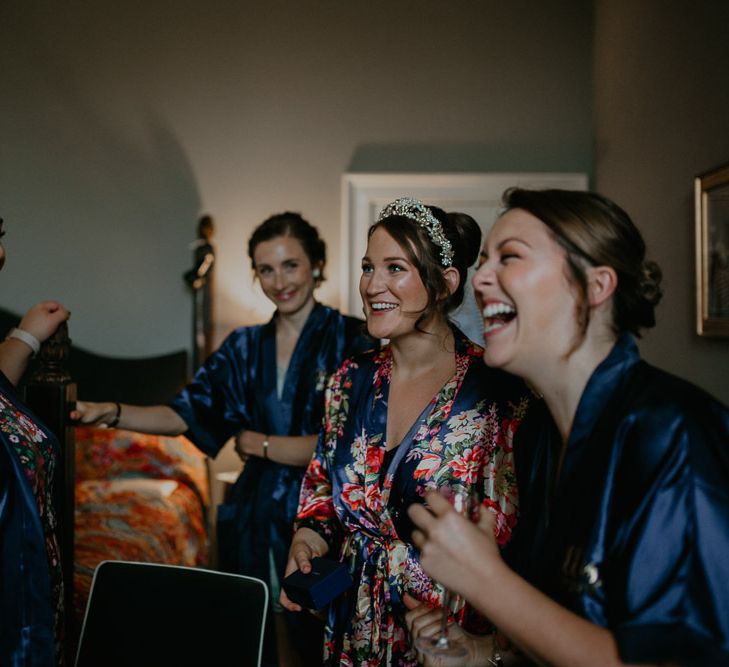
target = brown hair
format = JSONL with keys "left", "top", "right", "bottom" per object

{"left": 502, "top": 188, "right": 663, "bottom": 338}
{"left": 248, "top": 212, "right": 326, "bottom": 282}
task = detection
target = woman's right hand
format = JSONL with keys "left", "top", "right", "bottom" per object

{"left": 69, "top": 401, "right": 118, "bottom": 427}
{"left": 19, "top": 301, "right": 70, "bottom": 343}
{"left": 279, "top": 527, "right": 329, "bottom": 612}
{"left": 404, "top": 593, "right": 500, "bottom": 667}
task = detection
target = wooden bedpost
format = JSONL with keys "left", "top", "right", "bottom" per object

{"left": 24, "top": 321, "right": 77, "bottom": 661}
{"left": 184, "top": 214, "right": 215, "bottom": 371}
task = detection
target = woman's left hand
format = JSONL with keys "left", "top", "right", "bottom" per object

{"left": 408, "top": 491, "right": 502, "bottom": 600}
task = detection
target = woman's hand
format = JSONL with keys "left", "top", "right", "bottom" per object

{"left": 404, "top": 594, "right": 498, "bottom": 667}
{"left": 408, "top": 491, "right": 502, "bottom": 600}
{"left": 0, "top": 301, "right": 71, "bottom": 384}
{"left": 279, "top": 527, "right": 329, "bottom": 612}
{"left": 70, "top": 401, "right": 118, "bottom": 427}
{"left": 19, "top": 301, "right": 70, "bottom": 343}
{"left": 235, "top": 430, "right": 262, "bottom": 461}
{"left": 69, "top": 403, "right": 187, "bottom": 435}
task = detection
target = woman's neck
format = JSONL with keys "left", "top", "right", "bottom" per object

{"left": 276, "top": 298, "right": 315, "bottom": 337}
{"left": 389, "top": 318, "right": 455, "bottom": 380}
{"left": 527, "top": 333, "right": 616, "bottom": 445}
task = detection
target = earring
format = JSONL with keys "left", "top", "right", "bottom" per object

{"left": 313, "top": 268, "right": 321, "bottom": 279}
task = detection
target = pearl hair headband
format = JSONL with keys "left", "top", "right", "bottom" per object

{"left": 377, "top": 197, "right": 454, "bottom": 267}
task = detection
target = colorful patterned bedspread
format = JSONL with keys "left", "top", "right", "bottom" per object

{"left": 73, "top": 427, "right": 210, "bottom": 621}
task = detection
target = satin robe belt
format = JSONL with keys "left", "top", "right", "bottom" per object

{"left": 344, "top": 531, "right": 412, "bottom": 655}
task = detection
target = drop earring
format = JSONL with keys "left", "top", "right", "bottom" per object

{"left": 313, "top": 268, "right": 321, "bottom": 279}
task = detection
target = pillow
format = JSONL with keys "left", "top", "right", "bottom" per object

{"left": 74, "top": 427, "right": 209, "bottom": 505}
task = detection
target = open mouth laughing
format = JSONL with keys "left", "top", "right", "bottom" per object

{"left": 482, "top": 301, "right": 516, "bottom": 334}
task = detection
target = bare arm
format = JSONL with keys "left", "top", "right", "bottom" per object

{"left": 235, "top": 430, "right": 318, "bottom": 467}
{"left": 0, "top": 301, "right": 70, "bottom": 385}
{"left": 409, "top": 493, "right": 662, "bottom": 667}
{"left": 71, "top": 401, "right": 188, "bottom": 436}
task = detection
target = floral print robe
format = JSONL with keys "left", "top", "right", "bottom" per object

{"left": 296, "top": 329, "right": 529, "bottom": 666}
{"left": 0, "top": 371, "right": 61, "bottom": 666}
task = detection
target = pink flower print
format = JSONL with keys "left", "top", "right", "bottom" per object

{"left": 447, "top": 447, "right": 482, "bottom": 485}
{"left": 341, "top": 483, "right": 366, "bottom": 512}
{"left": 365, "top": 445, "right": 384, "bottom": 471}
{"left": 413, "top": 452, "right": 441, "bottom": 480}
{"left": 499, "top": 417, "right": 520, "bottom": 453}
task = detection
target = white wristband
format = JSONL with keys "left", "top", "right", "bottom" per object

{"left": 5, "top": 327, "right": 41, "bottom": 355}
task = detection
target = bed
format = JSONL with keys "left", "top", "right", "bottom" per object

{"left": 73, "top": 426, "right": 210, "bottom": 622}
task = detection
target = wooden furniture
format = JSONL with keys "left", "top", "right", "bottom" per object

{"left": 184, "top": 214, "right": 216, "bottom": 369}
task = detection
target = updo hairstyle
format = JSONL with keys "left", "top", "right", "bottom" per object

{"left": 369, "top": 204, "right": 481, "bottom": 329}
{"left": 503, "top": 188, "right": 663, "bottom": 337}
{"left": 248, "top": 211, "right": 326, "bottom": 283}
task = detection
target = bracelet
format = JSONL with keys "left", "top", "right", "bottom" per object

{"left": 261, "top": 436, "right": 270, "bottom": 460}
{"left": 5, "top": 327, "right": 41, "bottom": 355}
{"left": 108, "top": 402, "right": 122, "bottom": 428}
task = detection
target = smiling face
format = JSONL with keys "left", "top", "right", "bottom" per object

{"left": 472, "top": 208, "right": 582, "bottom": 376}
{"left": 359, "top": 226, "right": 429, "bottom": 340}
{"left": 253, "top": 234, "right": 319, "bottom": 316}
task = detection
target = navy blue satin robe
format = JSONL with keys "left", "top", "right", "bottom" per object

{"left": 508, "top": 335, "right": 729, "bottom": 666}
{"left": 0, "top": 373, "right": 56, "bottom": 667}
{"left": 169, "top": 303, "right": 373, "bottom": 586}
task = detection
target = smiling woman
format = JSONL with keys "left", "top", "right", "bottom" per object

{"left": 71, "top": 210, "right": 374, "bottom": 666}
{"left": 282, "top": 198, "right": 531, "bottom": 666}
{"left": 409, "top": 188, "right": 729, "bottom": 667}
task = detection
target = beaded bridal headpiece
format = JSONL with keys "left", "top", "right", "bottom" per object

{"left": 377, "top": 197, "right": 454, "bottom": 267}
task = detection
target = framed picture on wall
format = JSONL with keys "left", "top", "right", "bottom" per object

{"left": 341, "top": 172, "right": 588, "bottom": 342}
{"left": 695, "top": 163, "right": 729, "bottom": 337}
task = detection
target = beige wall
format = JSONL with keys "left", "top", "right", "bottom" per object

{"left": 1, "top": 1, "right": 592, "bottom": 357}
{"left": 594, "top": 0, "right": 729, "bottom": 403}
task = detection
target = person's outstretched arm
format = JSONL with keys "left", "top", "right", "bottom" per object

{"left": 0, "top": 301, "right": 70, "bottom": 385}
{"left": 71, "top": 401, "right": 188, "bottom": 436}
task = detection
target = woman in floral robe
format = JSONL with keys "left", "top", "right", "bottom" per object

{"left": 282, "top": 199, "right": 529, "bottom": 666}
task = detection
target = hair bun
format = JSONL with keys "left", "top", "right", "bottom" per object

{"left": 639, "top": 260, "right": 663, "bottom": 307}
{"left": 446, "top": 212, "right": 482, "bottom": 268}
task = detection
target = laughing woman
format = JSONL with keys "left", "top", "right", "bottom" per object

{"left": 281, "top": 198, "right": 529, "bottom": 666}
{"left": 408, "top": 189, "right": 729, "bottom": 667}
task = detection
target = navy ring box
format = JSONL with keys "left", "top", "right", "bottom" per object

{"left": 282, "top": 557, "right": 353, "bottom": 611}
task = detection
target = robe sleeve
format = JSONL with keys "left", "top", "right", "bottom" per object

{"left": 168, "top": 329, "right": 253, "bottom": 458}
{"left": 294, "top": 363, "right": 350, "bottom": 550}
{"left": 610, "top": 400, "right": 729, "bottom": 665}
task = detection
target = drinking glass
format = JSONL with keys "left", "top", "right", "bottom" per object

{"left": 414, "top": 488, "right": 478, "bottom": 662}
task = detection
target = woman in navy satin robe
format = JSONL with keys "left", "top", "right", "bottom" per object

{"left": 74, "top": 212, "right": 374, "bottom": 665}
{"left": 406, "top": 189, "right": 729, "bottom": 666}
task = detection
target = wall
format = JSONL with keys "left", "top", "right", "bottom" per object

{"left": 594, "top": 0, "right": 729, "bottom": 403}
{"left": 0, "top": 1, "right": 593, "bottom": 357}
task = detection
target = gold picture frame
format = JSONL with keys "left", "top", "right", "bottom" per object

{"left": 695, "top": 163, "right": 729, "bottom": 336}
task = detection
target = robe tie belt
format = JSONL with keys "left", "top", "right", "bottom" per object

{"left": 344, "top": 530, "right": 420, "bottom": 662}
